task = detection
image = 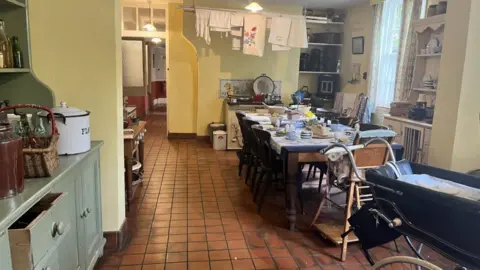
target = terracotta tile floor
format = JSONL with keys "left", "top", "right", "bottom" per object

{"left": 96, "top": 115, "right": 455, "bottom": 270}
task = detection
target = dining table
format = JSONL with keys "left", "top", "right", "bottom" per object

{"left": 246, "top": 115, "right": 403, "bottom": 231}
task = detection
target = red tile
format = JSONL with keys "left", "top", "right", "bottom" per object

{"left": 166, "top": 252, "right": 188, "bottom": 263}
{"left": 209, "top": 250, "right": 231, "bottom": 261}
{"left": 210, "top": 260, "right": 233, "bottom": 270}
{"left": 225, "top": 232, "right": 244, "bottom": 241}
{"left": 188, "top": 242, "right": 208, "bottom": 251}
{"left": 227, "top": 240, "right": 247, "bottom": 250}
{"left": 274, "top": 257, "right": 298, "bottom": 269}
{"left": 188, "top": 261, "right": 210, "bottom": 270}
{"left": 143, "top": 253, "right": 166, "bottom": 264}
{"left": 188, "top": 251, "right": 209, "bottom": 262}
{"left": 229, "top": 249, "right": 251, "bottom": 259}
{"left": 249, "top": 248, "right": 271, "bottom": 258}
{"left": 208, "top": 241, "right": 228, "bottom": 250}
{"left": 168, "top": 243, "right": 188, "bottom": 252}
{"left": 165, "top": 262, "right": 187, "bottom": 270}
{"left": 121, "top": 254, "right": 144, "bottom": 265}
{"left": 231, "top": 259, "right": 255, "bottom": 270}
{"left": 142, "top": 264, "right": 166, "bottom": 270}
{"left": 252, "top": 258, "right": 276, "bottom": 269}
{"left": 124, "top": 245, "right": 147, "bottom": 255}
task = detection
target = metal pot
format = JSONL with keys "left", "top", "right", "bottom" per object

{"left": 39, "top": 101, "right": 90, "bottom": 155}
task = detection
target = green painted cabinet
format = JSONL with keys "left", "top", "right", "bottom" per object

{"left": 78, "top": 155, "right": 104, "bottom": 270}
{"left": 52, "top": 174, "right": 80, "bottom": 270}
{"left": 0, "top": 229, "right": 12, "bottom": 270}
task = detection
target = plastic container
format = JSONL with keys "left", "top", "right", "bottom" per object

{"left": 213, "top": 130, "right": 227, "bottom": 151}
{"left": 208, "top": 122, "right": 226, "bottom": 143}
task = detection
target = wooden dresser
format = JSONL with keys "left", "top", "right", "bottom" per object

{"left": 0, "top": 142, "right": 105, "bottom": 270}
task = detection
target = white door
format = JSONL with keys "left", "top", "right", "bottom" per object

{"left": 152, "top": 46, "right": 166, "bottom": 82}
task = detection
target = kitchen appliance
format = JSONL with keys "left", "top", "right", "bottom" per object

{"left": 309, "top": 49, "right": 323, "bottom": 71}
{"left": 253, "top": 74, "right": 275, "bottom": 95}
{"left": 0, "top": 122, "right": 24, "bottom": 199}
{"left": 39, "top": 101, "right": 91, "bottom": 155}
{"left": 300, "top": 53, "right": 309, "bottom": 71}
{"left": 311, "top": 32, "right": 341, "bottom": 44}
{"left": 317, "top": 74, "right": 340, "bottom": 99}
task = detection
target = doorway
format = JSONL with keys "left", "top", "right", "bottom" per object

{"left": 149, "top": 40, "right": 167, "bottom": 116}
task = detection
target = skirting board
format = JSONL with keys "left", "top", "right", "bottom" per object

{"left": 104, "top": 218, "right": 131, "bottom": 251}
{"left": 167, "top": 133, "right": 196, "bottom": 139}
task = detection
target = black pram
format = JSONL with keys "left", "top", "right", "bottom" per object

{"left": 348, "top": 160, "right": 480, "bottom": 269}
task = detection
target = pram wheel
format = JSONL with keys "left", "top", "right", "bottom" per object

{"left": 372, "top": 256, "right": 442, "bottom": 270}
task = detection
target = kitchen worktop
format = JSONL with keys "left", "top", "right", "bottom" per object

{"left": 226, "top": 101, "right": 283, "bottom": 106}
{"left": 0, "top": 141, "right": 103, "bottom": 230}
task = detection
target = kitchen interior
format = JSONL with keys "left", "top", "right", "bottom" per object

{"left": 0, "top": 0, "right": 479, "bottom": 269}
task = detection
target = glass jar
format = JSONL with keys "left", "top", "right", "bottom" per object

{"left": 0, "top": 123, "right": 24, "bottom": 199}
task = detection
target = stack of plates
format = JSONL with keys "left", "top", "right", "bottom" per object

{"left": 300, "top": 130, "right": 313, "bottom": 139}
{"left": 423, "top": 80, "right": 435, "bottom": 89}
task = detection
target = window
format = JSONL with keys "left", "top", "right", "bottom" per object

{"left": 371, "top": 0, "right": 404, "bottom": 108}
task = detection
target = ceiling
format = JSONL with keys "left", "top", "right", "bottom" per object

{"left": 260, "top": 0, "right": 369, "bottom": 9}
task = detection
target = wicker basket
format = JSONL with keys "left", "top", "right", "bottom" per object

{"left": 0, "top": 104, "right": 59, "bottom": 178}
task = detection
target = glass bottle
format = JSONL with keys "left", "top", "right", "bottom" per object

{"left": 5, "top": 36, "right": 13, "bottom": 68}
{"left": 33, "top": 118, "right": 47, "bottom": 148}
{"left": 11, "top": 36, "right": 23, "bottom": 68}
{"left": 0, "top": 20, "right": 8, "bottom": 68}
{"left": 19, "top": 113, "right": 30, "bottom": 147}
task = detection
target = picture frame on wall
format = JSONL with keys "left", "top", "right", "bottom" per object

{"left": 352, "top": 36, "right": 364, "bottom": 55}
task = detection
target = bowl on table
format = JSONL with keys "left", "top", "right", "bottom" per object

{"left": 268, "top": 106, "right": 286, "bottom": 115}
{"left": 290, "top": 105, "right": 312, "bottom": 114}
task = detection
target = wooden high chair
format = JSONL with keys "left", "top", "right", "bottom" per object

{"left": 311, "top": 130, "right": 396, "bottom": 261}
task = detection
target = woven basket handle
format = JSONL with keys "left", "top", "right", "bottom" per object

{"left": 0, "top": 104, "right": 58, "bottom": 136}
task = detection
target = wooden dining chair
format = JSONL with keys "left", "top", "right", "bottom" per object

{"left": 243, "top": 118, "right": 260, "bottom": 190}
{"left": 310, "top": 129, "right": 396, "bottom": 261}
{"left": 235, "top": 111, "right": 248, "bottom": 177}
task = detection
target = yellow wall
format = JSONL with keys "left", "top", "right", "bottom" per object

{"left": 167, "top": 2, "right": 198, "bottom": 134}
{"left": 340, "top": 3, "right": 374, "bottom": 94}
{"left": 29, "top": 0, "right": 125, "bottom": 231}
{"left": 430, "top": 0, "right": 480, "bottom": 172}
{"left": 182, "top": 0, "right": 302, "bottom": 136}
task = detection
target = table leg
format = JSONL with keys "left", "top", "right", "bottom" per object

{"left": 125, "top": 156, "right": 133, "bottom": 212}
{"left": 286, "top": 153, "right": 299, "bottom": 231}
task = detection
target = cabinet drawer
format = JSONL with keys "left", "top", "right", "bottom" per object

{"left": 34, "top": 245, "right": 60, "bottom": 270}
{"left": 0, "top": 230, "right": 13, "bottom": 270}
{"left": 9, "top": 193, "right": 69, "bottom": 269}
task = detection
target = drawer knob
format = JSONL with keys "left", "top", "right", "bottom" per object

{"left": 80, "top": 211, "right": 87, "bottom": 219}
{"left": 52, "top": 222, "right": 65, "bottom": 237}
{"left": 86, "top": 208, "right": 91, "bottom": 214}
{"left": 43, "top": 267, "right": 51, "bottom": 270}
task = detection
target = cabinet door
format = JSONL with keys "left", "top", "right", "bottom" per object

{"left": 383, "top": 119, "right": 403, "bottom": 144}
{"left": 53, "top": 178, "right": 80, "bottom": 270}
{"left": 402, "top": 124, "right": 425, "bottom": 163}
{"left": 0, "top": 230, "right": 12, "bottom": 270}
{"left": 81, "top": 156, "right": 103, "bottom": 269}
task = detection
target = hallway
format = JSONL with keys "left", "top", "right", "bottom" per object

{"left": 96, "top": 115, "right": 453, "bottom": 270}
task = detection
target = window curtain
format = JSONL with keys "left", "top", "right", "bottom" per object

{"left": 367, "top": 3, "right": 383, "bottom": 109}
{"left": 368, "top": 0, "right": 403, "bottom": 109}
{"left": 394, "top": 0, "right": 423, "bottom": 101}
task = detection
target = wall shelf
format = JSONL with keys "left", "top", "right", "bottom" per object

{"left": 0, "top": 0, "right": 25, "bottom": 8}
{"left": 299, "top": 71, "right": 340, "bottom": 75}
{"left": 306, "top": 19, "right": 344, "bottom": 25}
{"left": 308, "top": 43, "right": 343, "bottom": 47}
{"left": 417, "top": 53, "right": 442, "bottom": 57}
{"left": 413, "top": 88, "right": 437, "bottom": 94}
{"left": 0, "top": 68, "right": 30, "bottom": 73}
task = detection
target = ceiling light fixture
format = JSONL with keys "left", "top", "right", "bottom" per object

{"left": 143, "top": 0, "right": 157, "bottom": 31}
{"left": 143, "top": 23, "right": 157, "bottom": 31}
{"left": 245, "top": 1, "right": 263, "bottom": 12}
{"left": 151, "top": 38, "right": 162, "bottom": 44}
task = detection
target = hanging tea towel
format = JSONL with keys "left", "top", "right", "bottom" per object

{"left": 196, "top": 9, "right": 211, "bottom": 44}
{"left": 231, "top": 14, "right": 244, "bottom": 50}
{"left": 287, "top": 18, "right": 308, "bottom": 48}
{"left": 268, "top": 16, "right": 291, "bottom": 46}
{"left": 210, "top": 11, "right": 232, "bottom": 37}
{"left": 243, "top": 14, "right": 267, "bottom": 57}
